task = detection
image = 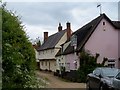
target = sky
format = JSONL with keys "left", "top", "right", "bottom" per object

{"left": 4, "top": 1, "right": 119, "bottom": 43}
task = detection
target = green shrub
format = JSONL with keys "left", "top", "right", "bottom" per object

{"left": 2, "top": 4, "right": 40, "bottom": 88}
{"left": 76, "top": 50, "right": 103, "bottom": 83}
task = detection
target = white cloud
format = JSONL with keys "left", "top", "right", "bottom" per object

{"left": 5, "top": 2, "right": 118, "bottom": 42}
{"left": 25, "top": 24, "right": 59, "bottom": 42}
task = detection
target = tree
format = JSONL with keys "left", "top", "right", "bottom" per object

{"left": 2, "top": 5, "right": 38, "bottom": 88}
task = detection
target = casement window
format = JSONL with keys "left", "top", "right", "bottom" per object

{"left": 103, "top": 22, "right": 105, "bottom": 25}
{"left": 59, "top": 63, "right": 61, "bottom": 66}
{"left": 54, "top": 63, "right": 56, "bottom": 66}
{"left": 75, "top": 63, "right": 77, "bottom": 69}
{"left": 41, "top": 61, "right": 44, "bottom": 66}
{"left": 61, "top": 63, "right": 64, "bottom": 66}
{"left": 66, "top": 63, "right": 70, "bottom": 71}
{"left": 45, "top": 61, "right": 47, "bottom": 66}
{"left": 51, "top": 49, "right": 54, "bottom": 53}
{"left": 73, "top": 60, "right": 77, "bottom": 69}
{"left": 103, "top": 21, "right": 106, "bottom": 31}
{"left": 58, "top": 59, "right": 60, "bottom": 62}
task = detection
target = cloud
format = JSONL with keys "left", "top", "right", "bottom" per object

{"left": 6, "top": 2, "right": 118, "bottom": 41}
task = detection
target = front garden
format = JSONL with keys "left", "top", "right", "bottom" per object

{"left": 54, "top": 50, "right": 103, "bottom": 83}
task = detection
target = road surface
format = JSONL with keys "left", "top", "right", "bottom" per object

{"left": 36, "top": 71, "right": 86, "bottom": 88}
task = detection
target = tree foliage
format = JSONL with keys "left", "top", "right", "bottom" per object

{"left": 76, "top": 50, "right": 103, "bottom": 82}
{"left": 2, "top": 5, "right": 39, "bottom": 88}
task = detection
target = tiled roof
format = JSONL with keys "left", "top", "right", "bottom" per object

{"left": 75, "top": 13, "right": 120, "bottom": 51}
{"left": 56, "top": 43, "right": 74, "bottom": 56}
{"left": 112, "top": 21, "right": 120, "bottom": 29}
{"left": 75, "top": 14, "right": 102, "bottom": 51}
{"left": 37, "top": 30, "right": 66, "bottom": 51}
{"left": 63, "top": 44, "right": 74, "bottom": 55}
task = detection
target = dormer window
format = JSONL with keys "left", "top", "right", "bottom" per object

{"left": 51, "top": 49, "right": 54, "bottom": 53}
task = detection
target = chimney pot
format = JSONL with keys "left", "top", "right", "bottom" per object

{"left": 66, "top": 22, "right": 71, "bottom": 29}
{"left": 58, "top": 23, "right": 62, "bottom": 32}
{"left": 44, "top": 32, "right": 48, "bottom": 42}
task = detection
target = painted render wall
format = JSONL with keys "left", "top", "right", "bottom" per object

{"left": 38, "top": 49, "right": 60, "bottom": 60}
{"left": 56, "top": 55, "right": 65, "bottom": 71}
{"left": 84, "top": 18, "right": 119, "bottom": 68}
{"left": 65, "top": 53, "right": 79, "bottom": 71}
{"left": 56, "top": 53, "right": 79, "bottom": 72}
{"left": 56, "top": 40, "right": 79, "bottom": 72}
{"left": 40, "top": 60, "right": 56, "bottom": 72}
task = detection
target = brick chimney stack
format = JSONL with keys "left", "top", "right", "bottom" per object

{"left": 44, "top": 32, "right": 48, "bottom": 42}
{"left": 58, "top": 23, "right": 62, "bottom": 32}
{"left": 66, "top": 22, "right": 71, "bottom": 39}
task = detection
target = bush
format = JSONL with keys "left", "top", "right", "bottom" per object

{"left": 2, "top": 4, "right": 39, "bottom": 88}
{"left": 76, "top": 50, "right": 103, "bottom": 83}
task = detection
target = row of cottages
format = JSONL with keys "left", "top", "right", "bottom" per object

{"left": 37, "top": 22, "right": 72, "bottom": 72}
{"left": 56, "top": 13, "right": 120, "bottom": 73}
{"left": 37, "top": 13, "right": 120, "bottom": 73}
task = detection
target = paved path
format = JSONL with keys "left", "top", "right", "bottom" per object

{"left": 36, "top": 71, "right": 86, "bottom": 88}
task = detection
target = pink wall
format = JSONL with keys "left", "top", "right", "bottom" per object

{"left": 84, "top": 19, "right": 119, "bottom": 68}
{"left": 65, "top": 53, "right": 79, "bottom": 70}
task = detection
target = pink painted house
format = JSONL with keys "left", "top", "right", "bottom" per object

{"left": 56, "top": 41, "right": 79, "bottom": 72}
{"left": 75, "top": 13, "right": 120, "bottom": 68}
{"left": 56, "top": 13, "right": 120, "bottom": 72}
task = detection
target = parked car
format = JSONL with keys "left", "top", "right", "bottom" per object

{"left": 112, "top": 71, "right": 120, "bottom": 90}
{"left": 86, "top": 67, "right": 120, "bottom": 90}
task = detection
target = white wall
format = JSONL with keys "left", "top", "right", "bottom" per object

{"left": 38, "top": 49, "right": 60, "bottom": 60}
{"left": 56, "top": 55, "right": 65, "bottom": 70}
{"left": 40, "top": 60, "right": 56, "bottom": 72}
{"left": 38, "top": 32, "right": 68, "bottom": 71}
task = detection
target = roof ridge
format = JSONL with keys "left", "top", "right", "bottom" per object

{"left": 48, "top": 29, "right": 66, "bottom": 38}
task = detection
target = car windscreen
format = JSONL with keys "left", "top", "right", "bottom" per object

{"left": 102, "top": 68, "right": 119, "bottom": 77}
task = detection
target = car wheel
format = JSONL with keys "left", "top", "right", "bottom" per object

{"left": 86, "top": 81, "right": 91, "bottom": 90}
